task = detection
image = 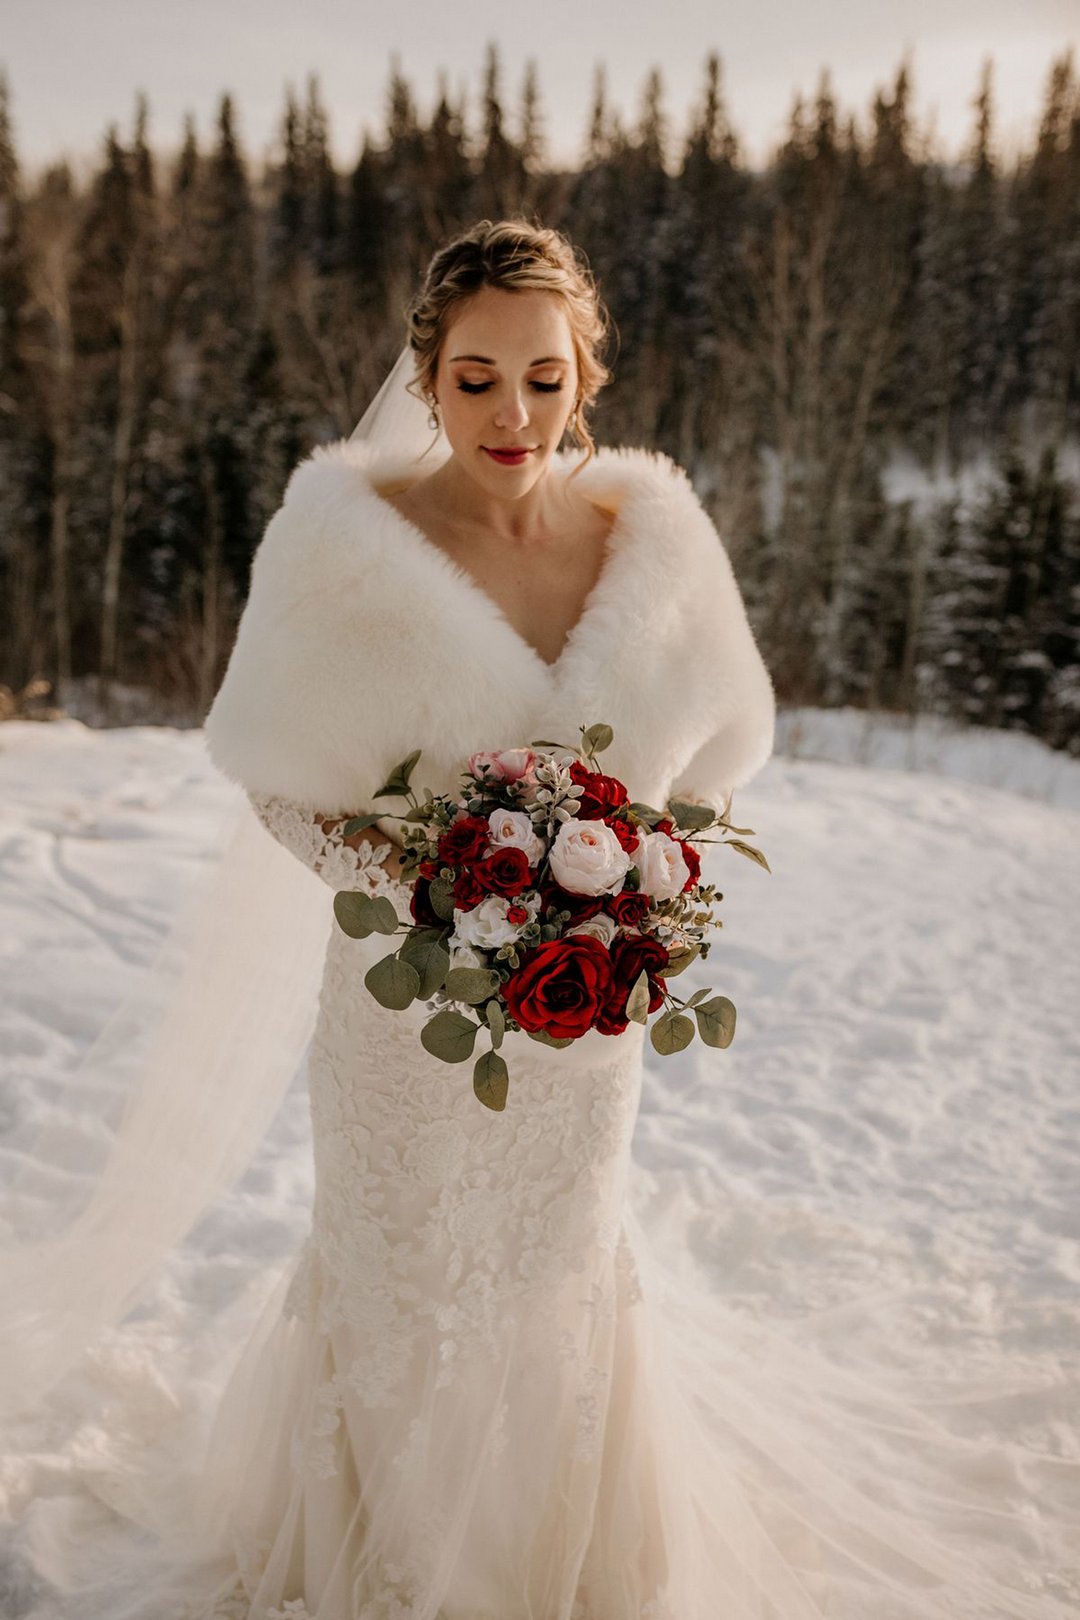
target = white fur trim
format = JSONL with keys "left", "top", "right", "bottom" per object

{"left": 203, "top": 438, "right": 775, "bottom": 818}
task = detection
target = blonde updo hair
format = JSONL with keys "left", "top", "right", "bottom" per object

{"left": 404, "top": 217, "right": 613, "bottom": 475}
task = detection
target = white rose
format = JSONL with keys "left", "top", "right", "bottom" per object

{"left": 565, "top": 911, "right": 619, "bottom": 946}
{"left": 448, "top": 943, "right": 485, "bottom": 971}
{"left": 633, "top": 829, "right": 690, "bottom": 902}
{"left": 451, "top": 892, "right": 540, "bottom": 951}
{"left": 548, "top": 820, "right": 632, "bottom": 896}
{"left": 487, "top": 807, "right": 545, "bottom": 866}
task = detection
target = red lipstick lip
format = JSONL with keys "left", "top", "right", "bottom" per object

{"left": 483, "top": 446, "right": 535, "bottom": 462}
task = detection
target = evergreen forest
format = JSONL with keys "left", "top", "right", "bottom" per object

{"left": 0, "top": 45, "right": 1077, "bottom": 752}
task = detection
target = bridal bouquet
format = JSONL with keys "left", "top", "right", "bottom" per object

{"left": 331, "top": 722, "right": 769, "bottom": 1111}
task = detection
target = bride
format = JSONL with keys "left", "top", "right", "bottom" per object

{"left": 1, "top": 219, "right": 1073, "bottom": 1620}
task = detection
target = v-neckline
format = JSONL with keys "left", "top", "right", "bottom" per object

{"left": 367, "top": 471, "right": 627, "bottom": 677}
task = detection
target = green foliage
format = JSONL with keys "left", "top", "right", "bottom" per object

{"left": 473, "top": 1049, "right": 509, "bottom": 1111}
{"left": 364, "top": 953, "right": 421, "bottom": 1009}
{"left": 444, "top": 966, "right": 501, "bottom": 1004}
{"left": 525, "top": 1028, "right": 575, "bottom": 1049}
{"left": 333, "top": 891, "right": 400, "bottom": 938}
{"left": 420, "top": 1009, "right": 480, "bottom": 1063}
{"left": 482, "top": 998, "right": 506, "bottom": 1050}
{"left": 341, "top": 813, "right": 385, "bottom": 834}
{"left": 724, "top": 839, "right": 772, "bottom": 873}
{"left": 625, "top": 968, "right": 652, "bottom": 1024}
{"left": 425, "top": 877, "right": 457, "bottom": 922}
{"left": 693, "top": 995, "right": 736, "bottom": 1048}
{"left": 374, "top": 749, "right": 423, "bottom": 799}
{"left": 398, "top": 928, "right": 452, "bottom": 997}
{"left": 649, "top": 1010, "right": 696, "bottom": 1054}
{"left": 666, "top": 797, "right": 716, "bottom": 830}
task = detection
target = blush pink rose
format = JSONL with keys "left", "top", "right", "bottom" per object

{"left": 467, "top": 748, "right": 541, "bottom": 786}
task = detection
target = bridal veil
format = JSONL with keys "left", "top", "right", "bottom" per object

{"left": 0, "top": 345, "right": 436, "bottom": 1425}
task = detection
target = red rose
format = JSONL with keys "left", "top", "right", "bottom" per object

{"left": 506, "top": 903, "right": 529, "bottom": 925}
{"left": 503, "top": 936, "right": 614, "bottom": 1039}
{"left": 597, "top": 933, "right": 668, "bottom": 1036}
{"left": 475, "top": 845, "right": 533, "bottom": 898}
{"left": 607, "top": 890, "right": 650, "bottom": 928}
{"left": 438, "top": 815, "right": 490, "bottom": 864}
{"left": 538, "top": 876, "right": 606, "bottom": 923}
{"left": 606, "top": 816, "right": 641, "bottom": 856}
{"left": 678, "top": 839, "right": 701, "bottom": 892}
{"left": 569, "top": 761, "right": 629, "bottom": 820}
{"left": 453, "top": 868, "right": 487, "bottom": 909}
{"left": 418, "top": 858, "right": 440, "bottom": 880}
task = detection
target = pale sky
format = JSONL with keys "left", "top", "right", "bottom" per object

{"left": 3, "top": 0, "right": 1076, "bottom": 182}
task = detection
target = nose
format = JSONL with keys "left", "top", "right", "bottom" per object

{"left": 493, "top": 388, "right": 530, "bottom": 431}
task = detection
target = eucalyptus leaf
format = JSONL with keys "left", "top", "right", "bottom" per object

{"left": 444, "top": 966, "right": 501, "bottom": 1005}
{"left": 364, "top": 953, "right": 421, "bottom": 1010}
{"left": 426, "top": 877, "right": 458, "bottom": 921}
{"left": 526, "top": 1028, "right": 575, "bottom": 1049}
{"left": 420, "top": 1010, "right": 479, "bottom": 1063}
{"left": 694, "top": 995, "right": 737, "bottom": 1048}
{"left": 399, "top": 924, "right": 448, "bottom": 950}
{"left": 484, "top": 998, "right": 506, "bottom": 1051}
{"left": 681, "top": 987, "right": 712, "bottom": 1008}
{"left": 333, "top": 890, "right": 399, "bottom": 939}
{"left": 473, "top": 1050, "right": 509, "bottom": 1111}
{"left": 725, "top": 839, "right": 771, "bottom": 873}
{"left": 398, "top": 932, "right": 451, "bottom": 998}
{"left": 625, "top": 969, "right": 652, "bottom": 1024}
{"left": 667, "top": 798, "right": 716, "bottom": 831}
{"left": 582, "top": 722, "right": 614, "bottom": 753}
{"left": 663, "top": 945, "right": 701, "bottom": 976}
{"left": 649, "top": 1010, "right": 696, "bottom": 1055}
{"left": 626, "top": 801, "right": 664, "bottom": 825}
{"left": 366, "top": 895, "right": 401, "bottom": 934}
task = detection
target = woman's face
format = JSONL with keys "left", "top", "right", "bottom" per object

{"left": 432, "top": 285, "right": 579, "bottom": 497}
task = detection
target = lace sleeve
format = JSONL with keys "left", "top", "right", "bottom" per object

{"left": 247, "top": 792, "right": 402, "bottom": 896}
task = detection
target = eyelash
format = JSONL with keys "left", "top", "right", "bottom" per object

{"left": 456, "top": 381, "right": 563, "bottom": 394}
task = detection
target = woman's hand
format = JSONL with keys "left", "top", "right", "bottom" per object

{"left": 316, "top": 814, "right": 408, "bottom": 882}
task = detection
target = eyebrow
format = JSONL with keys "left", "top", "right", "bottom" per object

{"left": 448, "top": 353, "right": 570, "bottom": 366}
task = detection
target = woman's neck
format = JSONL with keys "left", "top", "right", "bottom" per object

{"left": 405, "top": 452, "right": 581, "bottom": 547}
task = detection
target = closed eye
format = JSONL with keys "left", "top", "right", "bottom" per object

{"left": 456, "top": 381, "right": 563, "bottom": 394}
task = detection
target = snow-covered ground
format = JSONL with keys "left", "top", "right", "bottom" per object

{"left": 1, "top": 710, "right": 1078, "bottom": 1612}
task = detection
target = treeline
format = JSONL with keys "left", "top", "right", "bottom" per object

{"left": 0, "top": 45, "right": 1078, "bottom": 750}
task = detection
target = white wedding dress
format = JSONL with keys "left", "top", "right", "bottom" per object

{"left": 190, "top": 796, "right": 690, "bottom": 1619}
{"left": 116, "top": 795, "right": 1061, "bottom": 1620}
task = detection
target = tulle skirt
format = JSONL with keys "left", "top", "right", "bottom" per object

{"left": 6, "top": 1164, "right": 1075, "bottom": 1620}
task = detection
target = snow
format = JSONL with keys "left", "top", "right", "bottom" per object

{"left": 1, "top": 710, "right": 1078, "bottom": 1609}
{"left": 776, "top": 705, "right": 1080, "bottom": 810}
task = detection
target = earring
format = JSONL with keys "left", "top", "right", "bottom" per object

{"left": 426, "top": 395, "right": 440, "bottom": 431}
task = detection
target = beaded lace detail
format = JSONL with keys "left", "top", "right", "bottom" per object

{"left": 249, "top": 792, "right": 406, "bottom": 896}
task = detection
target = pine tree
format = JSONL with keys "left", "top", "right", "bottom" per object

{"left": 0, "top": 67, "right": 45, "bottom": 694}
